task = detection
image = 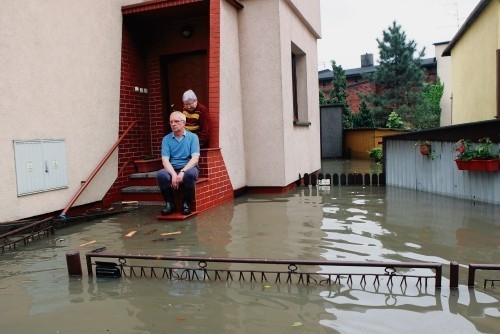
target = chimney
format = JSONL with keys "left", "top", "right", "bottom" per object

{"left": 361, "top": 53, "right": 374, "bottom": 67}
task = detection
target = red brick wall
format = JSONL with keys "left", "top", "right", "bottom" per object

{"left": 103, "top": 23, "right": 150, "bottom": 206}
{"left": 194, "top": 148, "right": 233, "bottom": 212}
{"left": 346, "top": 81, "right": 376, "bottom": 113}
{"left": 208, "top": 0, "right": 220, "bottom": 148}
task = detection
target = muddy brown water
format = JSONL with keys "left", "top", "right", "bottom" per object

{"left": 1, "top": 161, "right": 499, "bottom": 333}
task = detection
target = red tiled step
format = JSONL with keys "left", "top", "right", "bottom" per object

{"left": 157, "top": 211, "right": 198, "bottom": 221}
{"left": 120, "top": 177, "right": 209, "bottom": 205}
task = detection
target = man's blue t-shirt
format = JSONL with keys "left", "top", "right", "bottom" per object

{"left": 161, "top": 130, "right": 200, "bottom": 169}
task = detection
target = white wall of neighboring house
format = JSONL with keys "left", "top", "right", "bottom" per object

{"left": 0, "top": 0, "right": 136, "bottom": 222}
{"left": 449, "top": 1, "right": 498, "bottom": 124}
{"left": 435, "top": 42, "right": 453, "bottom": 126}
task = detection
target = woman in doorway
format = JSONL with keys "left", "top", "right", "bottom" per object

{"left": 181, "top": 89, "right": 210, "bottom": 148}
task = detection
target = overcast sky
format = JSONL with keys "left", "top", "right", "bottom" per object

{"left": 318, "top": 0, "right": 481, "bottom": 70}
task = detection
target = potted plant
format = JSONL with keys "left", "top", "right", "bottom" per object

{"left": 134, "top": 155, "right": 163, "bottom": 173}
{"left": 414, "top": 140, "right": 436, "bottom": 160}
{"left": 454, "top": 137, "right": 500, "bottom": 172}
{"left": 368, "top": 147, "right": 383, "bottom": 163}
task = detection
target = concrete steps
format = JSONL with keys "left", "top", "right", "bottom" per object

{"left": 121, "top": 172, "right": 209, "bottom": 208}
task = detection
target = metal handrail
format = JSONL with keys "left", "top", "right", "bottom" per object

{"left": 59, "top": 121, "right": 139, "bottom": 218}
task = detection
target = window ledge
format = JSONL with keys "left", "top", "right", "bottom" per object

{"left": 293, "top": 120, "right": 311, "bottom": 126}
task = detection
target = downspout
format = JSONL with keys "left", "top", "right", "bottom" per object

{"left": 497, "top": 49, "right": 500, "bottom": 119}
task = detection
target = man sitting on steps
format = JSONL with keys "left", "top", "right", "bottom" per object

{"left": 156, "top": 111, "right": 200, "bottom": 215}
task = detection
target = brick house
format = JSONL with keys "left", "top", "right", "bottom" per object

{"left": 1, "top": 0, "right": 321, "bottom": 222}
{"left": 318, "top": 54, "right": 437, "bottom": 113}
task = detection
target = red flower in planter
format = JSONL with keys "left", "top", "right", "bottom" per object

{"left": 454, "top": 137, "right": 499, "bottom": 161}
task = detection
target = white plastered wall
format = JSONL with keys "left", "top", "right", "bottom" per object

{"left": 0, "top": 0, "right": 137, "bottom": 222}
{"left": 279, "top": 0, "right": 322, "bottom": 184}
{"left": 239, "top": 0, "right": 285, "bottom": 187}
{"left": 219, "top": 0, "right": 247, "bottom": 191}
{"left": 238, "top": 0, "right": 321, "bottom": 187}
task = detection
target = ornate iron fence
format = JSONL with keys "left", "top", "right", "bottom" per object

{"left": 85, "top": 252, "right": 442, "bottom": 288}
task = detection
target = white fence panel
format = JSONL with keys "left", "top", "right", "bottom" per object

{"left": 385, "top": 140, "right": 500, "bottom": 204}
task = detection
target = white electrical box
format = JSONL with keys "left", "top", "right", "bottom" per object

{"left": 14, "top": 140, "right": 68, "bottom": 196}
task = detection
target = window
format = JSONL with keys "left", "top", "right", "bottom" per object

{"left": 291, "top": 43, "right": 310, "bottom": 126}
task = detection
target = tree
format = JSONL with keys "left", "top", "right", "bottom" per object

{"left": 352, "top": 100, "right": 375, "bottom": 128}
{"left": 386, "top": 111, "right": 405, "bottom": 129}
{"left": 328, "top": 60, "right": 353, "bottom": 128}
{"left": 361, "top": 21, "right": 426, "bottom": 127}
{"left": 411, "top": 78, "right": 444, "bottom": 130}
{"left": 319, "top": 90, "right": 327, "bottom": 105}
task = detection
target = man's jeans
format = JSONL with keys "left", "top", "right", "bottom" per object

{"left": 156, "top": 167, "right": 199, "bottom": 193}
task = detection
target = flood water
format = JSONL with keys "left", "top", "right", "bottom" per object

{"left": 1, "top": 161, "right": 499, "bottom": 333}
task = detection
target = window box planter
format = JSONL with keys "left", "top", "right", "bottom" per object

{"left": 134, "top": 158, "right": 163, "bottom": 173}
{"left": 455, "top": 158, "right": 500, "bottom": 172}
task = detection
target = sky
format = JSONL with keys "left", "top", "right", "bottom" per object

{"left": 318, "top": 0, "right": 481, "bottom": 70}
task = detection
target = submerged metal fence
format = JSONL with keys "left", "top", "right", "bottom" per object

{"left": 0, "top": 217, "right": 54, "bottom": 254}
{"left": 85, "top": 252, "right": 441, "bottom": 288}
{"left": 297, "top": 172, "right": 385, "bottom": 187}
{"left": 468, "top": 263, "right": 500, "bottom": 288}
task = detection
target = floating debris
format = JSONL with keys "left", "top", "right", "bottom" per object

{"left": 125, "top": 231, "right": 137, "bottom": 237}
{"left": 160, "top": 231, "right": 181, "bottom": 236}
{"left": 79, "top": 240, "right": 96, "bottom": 247}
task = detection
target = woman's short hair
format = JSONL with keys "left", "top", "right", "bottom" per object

{"left": 182, "top": 89, "right": 197, "bottom": 103}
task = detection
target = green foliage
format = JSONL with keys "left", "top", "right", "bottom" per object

{"left": 368, "top": 147, "right": 383, "bottom": 163}
{"left": 360, "top": 21, "right": 426, "bottom": 127}
{"left": 319, "top": 90, "right": 327, "bottom": 105}
{"left": 329, "top": 60, "right": 353, "bottom": 129}
{"left": 329, "top": 60, "right": 349, "bottom": 106}
{"left": 352, "top": 100, "right": 375, "bottom": 128}
{"left": 454, "top": 137, "right": 500, "bottom": 161}
{"left": 411, "top": 78, "right": 444, "bottom": 130}
{"left": 386, "top": 111, "right": 405, "bottom": 129}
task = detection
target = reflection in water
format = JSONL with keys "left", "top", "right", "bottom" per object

{"left": 0, "top": 185, "right": 499, "bottom": 333}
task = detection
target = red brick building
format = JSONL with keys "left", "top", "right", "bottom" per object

{"left": 319, "top": 54, "right": 437, "bottom": 113}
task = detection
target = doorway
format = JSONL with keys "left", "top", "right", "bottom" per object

{"left": 161, "top": 52, "right": 208, "bottom": 134}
